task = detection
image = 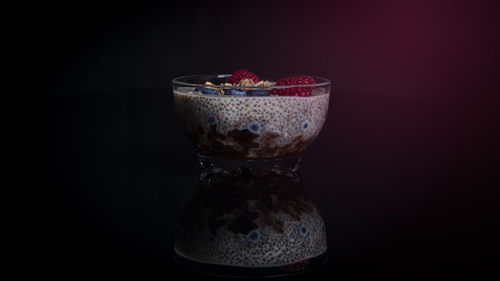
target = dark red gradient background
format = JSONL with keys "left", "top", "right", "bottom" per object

{"left": 39, "top": 0, "right": 499, "bottom": 277}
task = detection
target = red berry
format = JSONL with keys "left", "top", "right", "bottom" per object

{"left": 228, "top": 70, "right": 259, "bottom": 85}
{"left": 271, "top": 75, "right": 317, "bottom": 97}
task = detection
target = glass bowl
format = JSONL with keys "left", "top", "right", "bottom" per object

{"left": 172, "top": 74, "right": 331, "bottom": 166}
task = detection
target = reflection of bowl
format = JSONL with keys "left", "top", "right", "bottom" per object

{"left": 172, "top": 75, "right": 331, "bottom": 160}
{"left": 174, "top": 170, "right": 327, "bottom": 271}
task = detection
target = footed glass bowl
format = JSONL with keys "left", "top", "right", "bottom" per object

{"left": 172, "top": 73, "right": 331, "bottom": 277}
{"left": 172, "top": 75, "right": 331, "bottom": 163}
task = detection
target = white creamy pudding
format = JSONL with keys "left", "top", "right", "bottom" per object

{"left": 173, "top": 87, "right": 329, "bottom": 159}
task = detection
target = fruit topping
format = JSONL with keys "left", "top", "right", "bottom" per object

{"left": 225, "top": 89, "right": 247, "bottom": 96}
{"left": 195, "top": 87, "right": 218, "bottom": 95}
{"left": 248, "top": 90, "right": 270, "bottom": 96}
{"left": 228, "top": 70, "right": 259, "bottom": 85}
{"left": 271, "top": 76, "right": 317, "bottom": 97}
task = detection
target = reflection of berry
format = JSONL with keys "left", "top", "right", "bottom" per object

{"left": 228, "top": 70, "right": 259, "bottom": 85}
{"left": 299, "top": 224, "right": 309, "bottom": 237}
{"left": 279, "top": 259, "right": 310, "bottom": 272}
{"left": 247, "top": 229, "right": 261, "bottom": 243}
{"left": 271, "top": 76, "right": 316, "bottom": 97}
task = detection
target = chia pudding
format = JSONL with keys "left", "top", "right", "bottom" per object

{"left": 172, "top": 73, "right": 331, "bottom": 160}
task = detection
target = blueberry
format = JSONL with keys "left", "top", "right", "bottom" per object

{"left": 302, "top": 121, "right": 310, "bottom": 130}
{"left": 247, "top": 229, "right": 261, "bottom": 243}
{"left": 225, "top": 89, "right": 247, "bottom": 96}
{"left": 208, "top": 234, "right": 217, "bottom": 244}
{"left": 208, "top": 115, "right": 217, "bottom": 126}
{"left": 195, "top": 87, "right": 218, "bottom": 95}
{"left": 248, "top": 121, "right": 262, "bottom": 134}
{"left": 299, "top": 224, "right": 309, "bottom": 237}
{"left": 248, "top": 90, "right": 270, "bottom": 96}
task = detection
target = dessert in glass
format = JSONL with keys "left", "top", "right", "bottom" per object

{"left": 172, "top": 70, "right": 331, "bottom": 277}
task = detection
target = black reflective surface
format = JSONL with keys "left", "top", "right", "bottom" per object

{"left": 38, "top": 0, "right": 499, "bottom": 278}
{"left": 39, "top": 91, "right": 498, "bottom": 279}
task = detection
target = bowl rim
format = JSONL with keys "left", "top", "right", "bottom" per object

{"left": 172, "top": 74, "right": 331, "bottom": 89}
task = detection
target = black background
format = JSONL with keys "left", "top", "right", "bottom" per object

{"left": 39, "top": 0, "right": 499, "bottom": 279}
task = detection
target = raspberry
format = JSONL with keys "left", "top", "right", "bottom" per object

{"left": 271, "top": 75, "right": 317, "bottom": 97}
{"left": 228, "top": 70, "right": 259, "bottom": 85}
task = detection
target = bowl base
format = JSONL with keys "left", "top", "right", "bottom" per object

{"left": 173, "top": 250, "right": 328, "bottom": 278}
{"left": 199, "top": 155, "right": 301, "bottom": 178}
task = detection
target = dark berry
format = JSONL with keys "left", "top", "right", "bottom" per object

{"left": 225, "top": 89, "right": 247, "bottom": 96}
{"left": 248, "top": 121, "right": 261, "bottom": 134}
{"left": 247, "top": 229, "right": 261, "bottom": 243}
{"left": 196, "top": 87, "right": 218, "bottom": 95}
{"left": 299, "top": 224, "right": 309, "bottom": 237}
{"left": 208, "top": 115, "right": 217, "bottom": 126}
{"left": 248, "top": 90, "right": 270, "bottom": 96}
